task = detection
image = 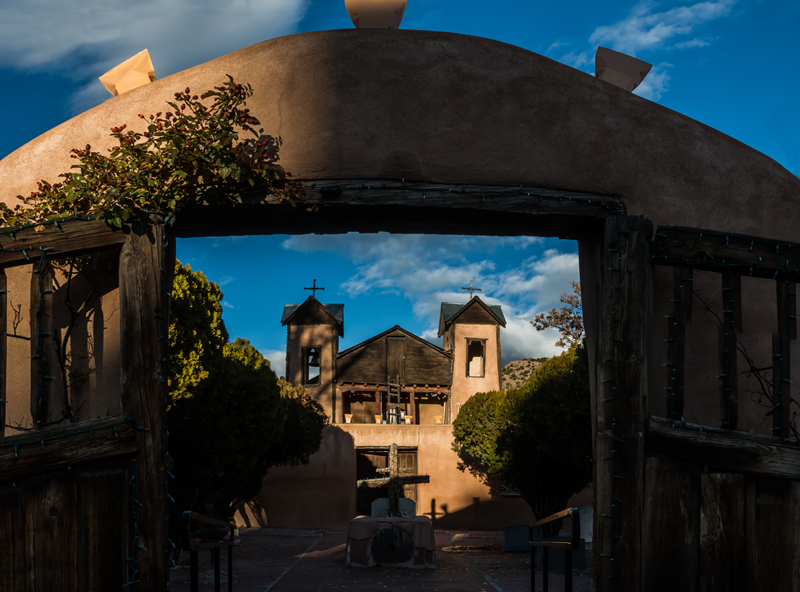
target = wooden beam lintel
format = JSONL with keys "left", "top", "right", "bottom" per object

{"left": 0, "top": 416, "right": 138, "bottom": 482}
{"left": 653, "top": 226, "right": 800, "bottom": 278}
{"left": 300, "top": 180, "right": 625, "bottom": 217}
{"left": 646, "top": 416, "right": 800, "bottom": 479}
{"left": 0, "top": 218, "right": 126, "bottom": 268}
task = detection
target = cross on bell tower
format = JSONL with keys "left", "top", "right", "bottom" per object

{"left": 461, "top": 279, "right": 482, "bottom": 299}
{"left": 305, "top": 279, "right": 325, "bottom": 298}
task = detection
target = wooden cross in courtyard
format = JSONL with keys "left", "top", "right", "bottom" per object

{"left": 304, "top": 279, "right": 325, "bottom": 298}
{"left": 356, "top": 443, "right": 430, "bottom": 517}
{"left": 461, "top": 279, "right": 481, "bottom": 299}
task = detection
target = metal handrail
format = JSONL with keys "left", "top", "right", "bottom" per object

{"left": 529, "top": 507, "right": 581, "bottom": 592}
{"left": 182, "top": 510, "right": 236, "bottom": 592}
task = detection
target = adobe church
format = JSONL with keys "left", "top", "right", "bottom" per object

{"left": 281, "top": 292, "right": 505, "bottom": 426}
{"left": 253, "top": 290, "right": 591, "bottom": 530}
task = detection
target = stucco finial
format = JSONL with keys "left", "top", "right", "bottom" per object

{"left": 99, "top": 49, "right": 156, "bottom": 97}
{"left": 344, "top": 0, "right": 407, "bottom": 29}
{"left": 595, "top": 46, "right": 652, "bottom": 92}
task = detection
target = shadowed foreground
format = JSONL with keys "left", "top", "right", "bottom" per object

{"left": 168, "top": 528, "right": 594, "bottom": 591}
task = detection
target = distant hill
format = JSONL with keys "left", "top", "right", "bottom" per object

{"left": 501, "top": 357, "right": 549, "bottom": 390}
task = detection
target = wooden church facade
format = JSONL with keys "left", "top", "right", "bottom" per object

{"left": 280, "top": 294, "right": 506, "bottom": 427}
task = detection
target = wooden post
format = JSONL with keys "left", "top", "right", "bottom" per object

{"left": 119, "top": 217, "right": 168, "bottom": 591}
{"left": 773, "top": 280, "right": 794, "bottom": 439}
{"left": 0, "top": 268, "right": 6, "bottom": 440}
{"left": 719, "top": 272, "right": 738, "bottom": 430}
{"left": 409, "top": 389, "right": 415, "bottom": 424}
{"left": 666, "top": 267, "right": 692, "bottom": 420}
{"left": 30, "top": 260, "right": 54, "bottom": 429}
{"left": 595, "top": 215, "right": 651, "bottom": 592}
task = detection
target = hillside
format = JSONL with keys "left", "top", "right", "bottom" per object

{"left": 500, "top": 357, "right": 548, "bottom": 390}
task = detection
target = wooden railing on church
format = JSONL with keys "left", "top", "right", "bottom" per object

{"left": 0, "top": 215, "right": 173, "bottom": 590}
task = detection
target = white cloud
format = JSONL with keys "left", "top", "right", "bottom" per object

{"left": 0, "top": 0, "right": 308, "bottom": 110}
{"left": 589, "top": 0, "right": 735, "bottom": 55}
{"left": 282, "top": 234, "right": 579, "bottom": 365}
{"left": 555, "top": 0, "right": 736, "bottom": 100}
{"left": 218, "top": 276, "right": 234, "bottom": 286}
{"left": 633, "top": 63, "right": 672, "bottom": 100}
{"left": 222, "top": 301, "right": 235, "bottom": 309}
{"left": 260, "top": 348, "right": 286, "bottom": 378}
{"left": 672, "top": 37, "right": 713, "bottom": 49}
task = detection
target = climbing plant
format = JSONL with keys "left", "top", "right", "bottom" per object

{"left": 0, "top": 75, "right": 303, "bottom": 229}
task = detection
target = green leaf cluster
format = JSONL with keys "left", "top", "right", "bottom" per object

{"left": 452, "top": 345, "right": 592, "bottom": 534}
{"left": 168, "top": 260, "right": 228, "bottom": 405}
{"left": 0, "top": 76, "right": 303, "bottom": 229}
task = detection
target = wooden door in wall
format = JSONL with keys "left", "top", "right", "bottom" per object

{"left": 355, "top": 448, "right": 418, "bottom": 516}
{"left": 356, "top": 450, "right": 388, "bottom": 516}
{"left": 387, "top": 336, "right": 406, "bottom": 382}
{"left": 398, "top": 450, "right": 418, "bottom": 508}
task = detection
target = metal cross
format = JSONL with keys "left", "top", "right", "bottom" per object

{"left": 461, "top": 279, "right": 482, "bottom": 299}
{"left": 304, "top": 279, "right": 325, "bottom": 298}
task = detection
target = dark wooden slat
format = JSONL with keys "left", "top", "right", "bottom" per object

{"left": 719, "top": 272, "right": 738, "bottom": 429}
{"left": 653, "top": 225, "right": 800, "bottom": 279}
{"left": 0, "top": 268, "right": 6, "bottom": 440}
{"left": 30, "top": 260, "right": 55, "bottom": 429}
{"left": 595, "top": 215, "right": 651, "bottom": 592}
{"left": 774, "top": 280, "right": 794, "bottom": 439}
{"left": 666, "top": 267, "right": 691, "bottom": 420}
{"left": 0, "top": 483, "right": 26, "bottom": 589}
{"left": 119, "top": 217, "right": 168, "bottom": 591}
{"left": 81, "top": 471, "right": 127, "bottom": 589}
{"left": 0, "top": 416, "right": 137, "bottom": 482}
{"left": 643, "top": 457, "right": 700, "bottom": 592}
{"left": 745, "top": 478, "right": 800, "bottom": 592}
{"left": 0, "top": 219, "right": 127, "bottom": 268}
{"left": 647, "top": 416, "right": 800, "bottom": 479}
{"left": 700, "top": 473, "right": 745, "bottom": 592}
{"left": 26, "top": 473, "right": 79, "bottom": 592}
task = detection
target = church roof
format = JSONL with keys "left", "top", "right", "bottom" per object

{"left": 281, "top": 302, "right": 344, "bottom": 324}
{"left": 437, "top": 297, "right": 506, "bottom": 336}
{"left": 281, "top": 297, "right": 345, "bottom": 337}
{"left": 337, "top": 325, "right": 450, "bottom": 359}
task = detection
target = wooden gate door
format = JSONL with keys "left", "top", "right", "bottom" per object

{"left": 594, "top": 216, "right": 800, "bottom": 592}
{"left": 0, "top": 216, "right": 172, "bottom": 591}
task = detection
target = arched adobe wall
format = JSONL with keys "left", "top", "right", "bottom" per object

{"left": 1, "top": 29, "right": 798, "bottom": 240}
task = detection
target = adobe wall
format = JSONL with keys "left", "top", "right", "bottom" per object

{"left": 3, "top": 263, "right": 121, "bottom": 435}
{"left": 259, "top": 424, "right": 591, "bottom": 530}
{"left": 450, "top": 323, "right": 501, "bottom": 412}
{"left": 1, "top": 30, "right": 799, "bottom": 444}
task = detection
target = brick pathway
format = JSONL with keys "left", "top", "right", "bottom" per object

{"left": 168, "top": 528, "right": 595, "bottom": 592}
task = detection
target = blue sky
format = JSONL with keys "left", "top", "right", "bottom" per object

{"left": 1, "top": 1, "right": 798, "bottom": 376}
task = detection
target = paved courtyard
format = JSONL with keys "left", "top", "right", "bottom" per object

{"left": 169, "top": 528, "right": 594, "bottom": 592}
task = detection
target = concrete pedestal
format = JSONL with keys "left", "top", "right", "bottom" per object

{"left": 345, "top": 516, "right": 437, "bottom": 568}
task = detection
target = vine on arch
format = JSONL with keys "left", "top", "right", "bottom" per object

{"left": 0, "top": 75, "right": 303, "bottom": 228}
